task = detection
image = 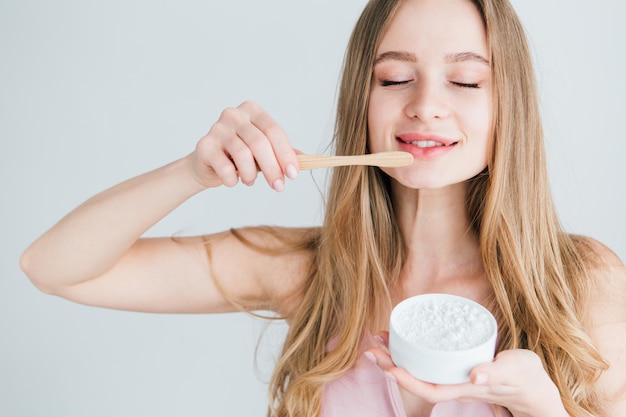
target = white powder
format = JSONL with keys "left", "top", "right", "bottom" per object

{"left": 394, "top": 298, "right": 493, "bottom": 351}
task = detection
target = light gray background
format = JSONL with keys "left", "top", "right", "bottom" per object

{"left": 1, "top": 1, "right": 624, "bottom": 416}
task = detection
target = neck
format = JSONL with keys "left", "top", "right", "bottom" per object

{"left": 391, "top": 181, "right": 487, "bottom": 301}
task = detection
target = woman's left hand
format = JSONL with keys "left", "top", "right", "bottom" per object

{"left": 367, "top": 332, "right": 570, "bottom": 417}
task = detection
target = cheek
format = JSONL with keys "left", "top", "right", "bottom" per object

{"left": 460, "top": 95, "right": 493, "bottom": 144}
{"left": 367, "top": 94, "right": 389, "bottom": 149}
{"left": 367, "top": 91, "right": 386, "bottom": 127}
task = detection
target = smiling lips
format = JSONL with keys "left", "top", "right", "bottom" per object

{"left": 396, "top": 133, "right": 459, "bottom": 159}
{"left": 397, "top": 133, "right": 459, "bottom": 147}
{"left": 409, "top": 140, "right": 455, "bottom": 148}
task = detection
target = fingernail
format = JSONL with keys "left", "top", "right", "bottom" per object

{"left": 363, "top": 351, "right": 377, "bottom": 364}
{"left": 272, "top": 179, "right": 284, "bottom": 192}
{"left": 473, "top": 372, "right": 488, "bottom": 385}
{"left": 373, "top": 335, "right": 385, "bottom": 345}
{"left": 286, "top": 163, "right": 298, "bottom": 179}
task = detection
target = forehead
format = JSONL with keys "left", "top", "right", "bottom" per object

{"left": 377, "top": 0, "right": 488, "bottom": 58}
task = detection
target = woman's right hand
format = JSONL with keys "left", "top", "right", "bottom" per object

{"left": 20, "top": 100, "right": 304, "bottom": 312}
{"left": 191, "top": 100, "right": 299, "bottom": 192}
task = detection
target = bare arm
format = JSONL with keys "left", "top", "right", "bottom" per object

{"left": 23, "top": 228, "right": 314, "bottom": 315}
{"left": 20, "top": 101, "right": 307, "bottom": 314}
{"left": 21, "top": 155, "right": 203, "bottom": 294}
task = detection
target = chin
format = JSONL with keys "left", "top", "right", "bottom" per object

{"left": 384, "top": 163, "right": 488, "bottom": 190}
{"left": 385, "top": 168, "right": 471, "bottom": 192}
{"left": 384, "top": 169, "right": 442, "bottom": 190}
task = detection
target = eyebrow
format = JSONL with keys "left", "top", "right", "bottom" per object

{"left": 374, "top": 51, "right": 417, "bottom": 65}
{"left": 373, "top": 50, "right": 490, "bottom": 66}
{"left": 444, "top": 52, "right": 490, "bottom": 65}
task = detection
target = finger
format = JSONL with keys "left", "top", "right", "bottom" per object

{"left": 216, "top": 103, "right": 285, "bottom": 190}
{"left": 234, "top": 121, "right": 284, "bottom": 189}
{"left": 373, "top": 330, "right": 390, "bottom": 347}
{"left": 212, "top": 106, "right": 262, "bottom": 186}
{"left": 390, "top": 367, "right": 478, "bottom": 404}
{"left": 469, "top": 349, "right": 538, "bottom": 387}
{"left": 195, "top": 134, "right": 239, "bottom": 187}
{"left": 367, "top": 347, "right": 395, "bottom": 370}
{"left": 241, "top": 101, "right": 299, "bottom": 179}
{"left": 207, "top": 151, "right": 239, "bottom": 187}
{"left": 223, "top": 135, "right": 258, "bottom": 186}
{"left": 367, "top": 347, "right": 488, "bottom": 404}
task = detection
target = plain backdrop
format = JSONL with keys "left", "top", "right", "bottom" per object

{"left": 1, "top": 1, "right": 624, "bottom": 416}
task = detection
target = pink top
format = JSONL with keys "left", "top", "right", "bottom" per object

{"left": 321, "top": 336, "right": 510, "bottom": 417}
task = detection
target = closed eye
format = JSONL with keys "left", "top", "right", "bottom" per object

{"left": 451, "top": 81, "right": 480, "bottom": 89}
{"left": 381, "top": 80, "right": 411, "bottom": 87}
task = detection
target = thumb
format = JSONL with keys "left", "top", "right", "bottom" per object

{"left": 469, "top": 358, "right": 499, "bottom": 386}
{"left": 470, "top": 367, "right": 491, "bottom": 385}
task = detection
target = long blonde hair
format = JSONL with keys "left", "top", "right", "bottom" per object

{"left": 267, "top": 0, "right": 608, "bottom": 416}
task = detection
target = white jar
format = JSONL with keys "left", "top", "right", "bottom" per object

{"left": 389, "top": 293, "right": 497, "bottom": 384}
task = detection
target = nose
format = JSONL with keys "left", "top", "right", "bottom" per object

{"left": 404, "top": 78, "right": 449, "bottom": 120}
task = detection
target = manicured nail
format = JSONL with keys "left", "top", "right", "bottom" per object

{"left": 273, "top": 179, "right": 284, "bottom": 192}
{"left": 473, "top": 372, "right": 488, "bottom": 385}
{"left": 363, "top": 351, "right": 377, "bottom": 364}
{"left": 286, "top": 163, "right": 298, "bottom": 179}
{"left": 373, "top": 335, "right": 385, "bottom": 345}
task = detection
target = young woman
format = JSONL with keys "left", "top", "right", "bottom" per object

{"left": 20, "top": 0, "right": 625, "bottom": 416}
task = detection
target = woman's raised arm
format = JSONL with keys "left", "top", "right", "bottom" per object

{"left": 20, "top": 101, "right": 308, "bottom": 314}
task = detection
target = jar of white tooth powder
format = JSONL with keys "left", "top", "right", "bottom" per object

{"left": 389, "top": 294, "right": 497, "bottom": 384}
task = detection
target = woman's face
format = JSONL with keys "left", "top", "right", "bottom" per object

{"left": 368, "top": 0, "right": 493, "bottom": 190}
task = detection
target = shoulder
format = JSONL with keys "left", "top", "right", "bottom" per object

{"left": 571, "top": 235, "right": 626, "bottom": 304}
{"left": 573, "top": 236, "right": 626, "bottom": 414}
{"left": 571, "top": 234, "right": 624, "bottom": 267}
{"left": 570, "top": 235, "right": 625, "bottom": 323}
